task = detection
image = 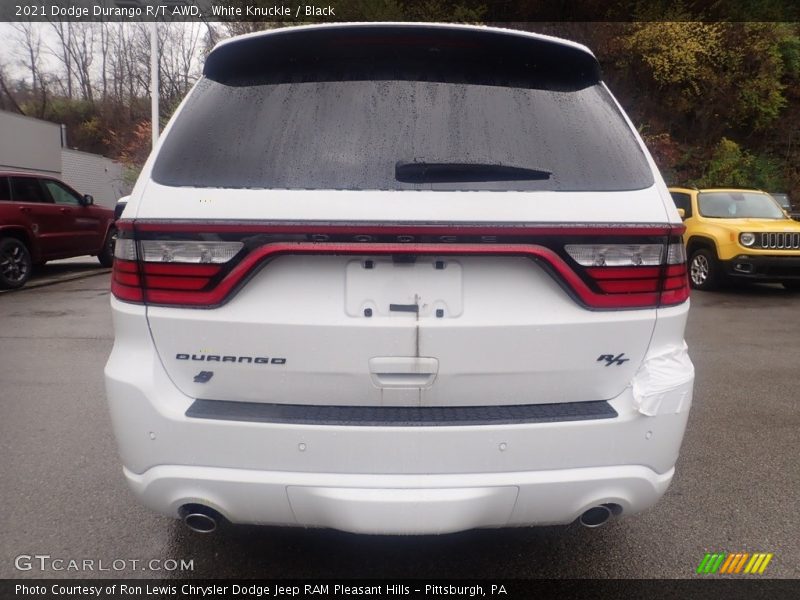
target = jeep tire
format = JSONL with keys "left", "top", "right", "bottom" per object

{"left": 689, "top": 248, "right": 722, "bottom": 291}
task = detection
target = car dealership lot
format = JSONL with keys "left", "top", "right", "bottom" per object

{"left": 1, "top": 273, "right": 798, "bottom": 579}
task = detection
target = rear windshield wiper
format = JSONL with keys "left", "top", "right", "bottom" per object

{"left": 395, "top": 161, "right": 552, "bottom": 183}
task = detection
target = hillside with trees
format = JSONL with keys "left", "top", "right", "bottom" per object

{"left": 1, "top": 14, "right": 798, "bottom": 199}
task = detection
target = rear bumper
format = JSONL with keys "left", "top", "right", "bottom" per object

{"left": 722, "top": 255, "right": 800, "bottom": 281}
{"left": 125, "top": 463, "right": 674, "bottom": 534}
{"left": 105, "top": 299, "right": 693, "bottom": 533}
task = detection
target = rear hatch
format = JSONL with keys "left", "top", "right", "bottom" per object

{"left": 116, "top": 24, "right": 687, "bottom": 408}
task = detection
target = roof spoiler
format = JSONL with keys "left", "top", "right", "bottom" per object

{"left": 204, "top": 24, "right": 601, "bottom": 91}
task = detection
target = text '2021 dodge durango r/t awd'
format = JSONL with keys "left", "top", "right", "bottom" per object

{"left": 105, "top": 24, "right": 695, "bottom": 535}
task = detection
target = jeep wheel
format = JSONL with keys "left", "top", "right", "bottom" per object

{"left": 0, "top": 237, "right": 33, "bottom": 289}
{"left": 97, "top": 228, "right": 116, "bottom": 268}
{"left": 689, "top": 248, "right": 721, "bottom": 291}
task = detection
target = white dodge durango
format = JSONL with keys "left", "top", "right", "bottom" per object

{"left": 105, "top": 23, "right": 695, "bottom": 534}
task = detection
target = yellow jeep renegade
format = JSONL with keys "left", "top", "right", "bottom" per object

{"left": 669, "top": 187, "right": 800, "bottom": 291}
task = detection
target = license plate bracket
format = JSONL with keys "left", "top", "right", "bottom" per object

{"left": 345, "top": 258, "right": 463, "bottom": 318}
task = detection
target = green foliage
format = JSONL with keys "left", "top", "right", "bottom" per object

{"left": 730, "top": 23, "right": 789, "bottom": 130}
{"left": 399, "top": 0, "right": 486, "bottom": 22}
{"left": 620, "top": 22, "right": 799, "bottom": 135}
{"left": 778, "top": 32, "right": 800, "bottom": 77}
{"left": 623, "top": 21, "right": 725, "bottom": 95}
{"left": 43, "top": 97, "right": 96, "bottom": 124}
{"left": 694, "top": 138, "right": 786, "bottom": 190}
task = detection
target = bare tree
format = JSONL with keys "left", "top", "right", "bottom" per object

{"left": 98, "top": 21, "right": 110, "bottom": 100}
{"left": 12, "top": 22, "right": 48, "bottom": 117}
{"left": 159, "top": 22, "right": 203, "bottom": 110}
{"left": 0, "top": 63, "right": 25, "bottom": 114}
{"left": 46, "top": 21, "right": 96, "bottom": 103}
{"left": 71, "top": 22, "right": 95, "bottom": 103}
{"left": 48, "top": 21, "right": 74, "bottom": 99}
{"left": 104, "top": 23, "right": 149, "bottom": 116}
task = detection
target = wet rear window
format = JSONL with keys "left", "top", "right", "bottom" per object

{"left": 152, "top": 58, "right": 654, "bottom": 192}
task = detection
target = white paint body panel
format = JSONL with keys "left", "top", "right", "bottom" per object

{"left": 131, "top": 181, "right": 674, "bottom": 224}
{"left": 146, "top": 256, "right": 657, "bottom": 406}
{"left": 125, "top": 464, "right": 673, "bottom": 533}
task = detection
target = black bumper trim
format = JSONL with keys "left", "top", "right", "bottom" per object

{"left": 186, "top": 399, "right": 618, "bottom": 427}
{"left": 722, "top": 255, "right": 800, "bottom": 281}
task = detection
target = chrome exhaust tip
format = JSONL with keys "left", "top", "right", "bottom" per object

{"left": 579, "top": 504, "right": 615, "bottom": 528}
{"left": 179, "top": 504, "right": 220, "bottom": 534}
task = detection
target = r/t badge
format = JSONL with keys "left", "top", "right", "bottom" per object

{"left": 597, "top": 353, "right": 629, "bottom": 366}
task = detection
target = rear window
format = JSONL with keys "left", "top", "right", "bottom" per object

{"left": 153, "top": 54, "right": 653, "bottom": 192}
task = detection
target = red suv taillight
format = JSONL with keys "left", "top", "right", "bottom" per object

{"left": 111, "top": 222, "right": 689, "bottom": 309}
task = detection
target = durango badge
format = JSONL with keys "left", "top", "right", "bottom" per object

{"left": 176, "top": 353, "right": 286, "bottom": 365}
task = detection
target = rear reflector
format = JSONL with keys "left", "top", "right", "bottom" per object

{"left": 110, "top": 223, "right": 690, "bottom": 310}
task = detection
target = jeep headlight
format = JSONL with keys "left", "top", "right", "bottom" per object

{"left": 740, "top": 232, "right": 756, "bottom": 247}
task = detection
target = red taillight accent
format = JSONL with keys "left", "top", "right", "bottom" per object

{"left": 111, "top": 223, "right": 690, "bottom": 310}
{"left": 114, "top": 272, "right": 140, "bottom": 287}
{"left": 141, "top": 263, "right": 221, "bottom": 277}
{"left": 585, "top": 267, "right": 661, "bottom": 280}
{"left": 114, "top": 259, "right": 138, "bottom": 273}
{"left": 145, "top": 275, "right": 212, "bottom": 290}
{"left": 142, "top": 263, "right": 220, "bottom": 299}
{"left": 110, "top": 259, "right": 144, "bottom": 302}
{"left": 584, "top": 262, "right": 689, "bottom": 306}
{"left": 660, "top": 263, "right": 690, "bottom": 304}
{"left": 595, "top": 279, "right": 660, "bottom": 293}
{"left": 111, "top": 257, "right": 222, "bottom": 301}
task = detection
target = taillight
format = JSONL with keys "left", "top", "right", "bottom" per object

{"left": 138, "top": 240, "right": 243, "bottom": 264}
{"left": 566, "top": 240, "right": 689, "bottom": 307}
{"left": 110, "top": 257, "right": 143, "bottom": 303}
{"left": 111, "top": 237, "right": 241, "bottom": 306}
{"left": 110, "top": 222, "right": 689, "bottom": 310}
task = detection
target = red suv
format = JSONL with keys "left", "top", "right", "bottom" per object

{"left": 0, "top": 172, "right": 116, "bottom": 289}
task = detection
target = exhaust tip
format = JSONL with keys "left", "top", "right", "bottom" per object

{"left": 579, "top": 504, "right": 616, "bottom": 528}
{"left": 179, "top": 504, "right": 220, "bottom": 534}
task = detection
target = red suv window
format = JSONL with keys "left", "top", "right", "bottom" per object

{"left": 10, "top": 177, "right": 49, "bottom": 203}
{"left": 0, "top": 176, "right": 11, "bottom": 201}
{"left": 41, "top": 179, "right": 81, "bottom": 206}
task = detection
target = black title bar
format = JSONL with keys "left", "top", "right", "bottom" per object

{"left": 3, "top": 579, "right": 800, "bottom": 600}
{"left": 2, "top": 0, "right": 800, "bottom": 23}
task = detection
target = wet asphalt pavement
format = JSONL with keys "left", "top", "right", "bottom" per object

{"left": 1, "top": 268, "right": 798, "bottom": 579}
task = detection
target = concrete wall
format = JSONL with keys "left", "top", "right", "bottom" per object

{"left": 61, "top": 149, "right": 129, "bottom": 209}
{"left": 0, "top": 110, "right": 132, "bottom": 207}
{"left": 0, "top": 111, "right": 62, "bottom": 175}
